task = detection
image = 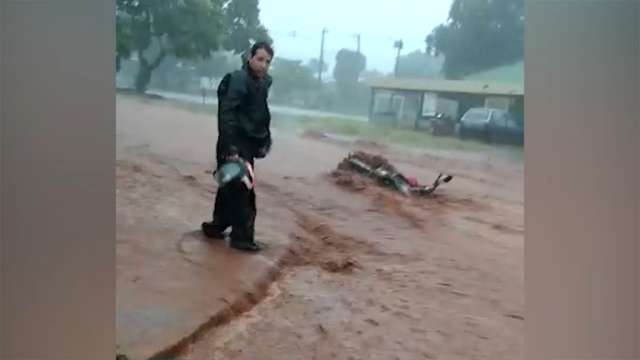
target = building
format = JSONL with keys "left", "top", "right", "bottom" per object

{"left": 463, "top": 60, "right": 524, "bottom": 84}
{"left": 366, "top": 77, "right": 524, "bottom": 129}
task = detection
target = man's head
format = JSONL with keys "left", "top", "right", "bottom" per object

{"left": 247, "top": 41, "right": 274, "bottom": 79}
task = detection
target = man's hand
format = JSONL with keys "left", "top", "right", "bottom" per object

{"left": 255, "top": 146, "right": 270, "bottom": 159}
{"left": 223, "top": 144, "right": 240, "bottom": 161}
{"left": 255, "top": 137, "right": 272, "bottom": 159}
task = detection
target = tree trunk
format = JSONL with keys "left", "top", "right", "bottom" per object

{"left": 134, "top": 48, "right": 166, "bottom": 94}
{"left": 135, "top": 64, "right": 151, "bottom": 93}
{"left": 134, "top": 56, "right": 152, "bottom": 94}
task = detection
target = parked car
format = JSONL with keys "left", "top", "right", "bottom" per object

{"left": 415, "top": 113, "right": 458, "bottom": 136}
{"left": 457, "top": 107, "right": 523, "bottom": 145}
{"left": 415, "top": 94, "right": 460, "bottom": 136}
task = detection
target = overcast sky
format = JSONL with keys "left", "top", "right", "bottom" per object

{"left": 259, "top": 0, "right": 452, "bottom": 75}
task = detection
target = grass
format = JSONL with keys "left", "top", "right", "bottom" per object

{"left": 117, "top": 90, "right": 523, "bottom": 157}
{"left": 167, "top": 99, "right": 214, "bottom": 115}
{"left": 117, "top": 89, "right": 216, "bottom": 115}
{"left": 272, "top": 116, "right": 503, "bottom": 153}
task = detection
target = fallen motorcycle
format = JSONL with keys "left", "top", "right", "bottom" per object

{"left": 339, "top": 152, "right": 453, "bottom": 196}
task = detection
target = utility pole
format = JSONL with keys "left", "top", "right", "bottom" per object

{"left": 393, "top": 39, "right": 404, "bottom": 77}
{"left": 318, "top": 28, "right": 328, "bottom": 86}
{"left": 425, "top": 35, "right": 430, "bottom": 55}
{"left": 355, "top": 33, "right": 361, "bottom": 53}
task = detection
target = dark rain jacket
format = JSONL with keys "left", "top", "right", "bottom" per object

{"left": 216, "top": 63, "right": 273, "bottom": 165}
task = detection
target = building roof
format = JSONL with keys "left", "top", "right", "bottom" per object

{"left": 463, "top": 60, "right": 524, "bottom": 84}
{"left": 366, "top": 77, "right": 524, "bottom": 96}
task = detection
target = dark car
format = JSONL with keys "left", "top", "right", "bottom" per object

{"left": 457, "top": 107, "right": 523, "bottom": 145}
{"left": 415, "top": 113, "right": 457, "bottom": 136}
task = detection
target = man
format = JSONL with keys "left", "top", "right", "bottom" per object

{"left": 201, "top": 41, "right": 274, "bottom": 252}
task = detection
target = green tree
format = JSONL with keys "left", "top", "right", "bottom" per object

{"left": 333, "top": 49, "right": 366, "bottom": 92}
{"left": 426, "top": 0, "right": 524, "bottom": 79}
{"left": 396, "top": 50, "right": 444, "bottom": 79}
{"left": 116, "top": 0, "right": 223, "bottom": 93}
{"left": 115, "top": 10, "right": 134, "bottom": 73}
{"left": 332, "top": 49, "right": 368, "bottom": 113}
{"left": 150, "top": 54, "right": 179, "bottom": 90}
{"left": 116, "top": 0, "right": 270, "bottom": 94}
{"left": 221, "top": 0, "right": 271, "bottom": 55}
{"left": 193, "top": 52, "right": 241, "bottom": 78}
{"left": 306, "top": 58, "right": 328, "bottom": 76}
{"left": 269, "top": 57, "right": 316, "bottom": 102}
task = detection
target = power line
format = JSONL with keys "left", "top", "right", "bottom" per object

{"left": 268, "top": 27, "right": 423, "bottom": 44}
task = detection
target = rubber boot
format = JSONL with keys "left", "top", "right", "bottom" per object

{"left": 229, "top": 215, "right": 261, "bottom": 252}
{"left": 201, "top": 220, "right": 227, "bottom": 239}
{"left": 204, "top": 183, "right": 231, "bottom": 239}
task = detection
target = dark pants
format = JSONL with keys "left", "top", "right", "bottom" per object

{"left": 210, "top": 138, "right": 257, "bottom": 244}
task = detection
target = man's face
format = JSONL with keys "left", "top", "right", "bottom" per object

{"left": 248, "top": 48, "right": 272, "bottom": 79}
